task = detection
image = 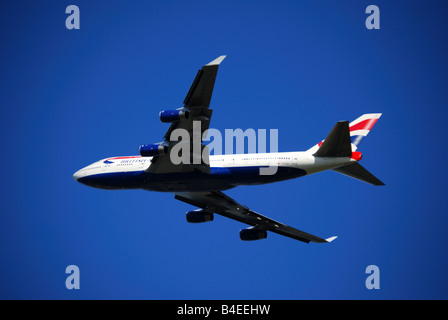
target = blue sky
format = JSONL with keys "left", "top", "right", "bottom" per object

{"left": 1, "top": 0, "right": 448, "bottom": 299}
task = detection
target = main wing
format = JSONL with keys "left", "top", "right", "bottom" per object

{"left": 148, "top": 56, "right": 226, "bottom": 174}
{"left": 174, "top": 191, "right": 337, "bottom": 243}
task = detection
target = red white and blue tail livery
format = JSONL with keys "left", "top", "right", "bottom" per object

{"left": 349, "top": 113, "right": 382, "bottom": 151}
{"left": 308, "top": 113, "right": 382, "bottom": 154}
{"left": 73, "top": 56, "right": 384, "bottom": 244}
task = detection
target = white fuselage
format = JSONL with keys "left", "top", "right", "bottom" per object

{"left": 73, "top": 151, "right": 355, "bottom": 192}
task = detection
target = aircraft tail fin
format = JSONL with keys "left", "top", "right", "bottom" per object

{"left": 309, "top": 113, "right": 384, "bottom": 186}
{"left": 308, "top": 113, "right": 382, "bottom": 154}
{"left": 348, "top": 113, "right": 382, "bottom": 151}
{"left": 333, "top": 162, "right": 385, "bottom": 186}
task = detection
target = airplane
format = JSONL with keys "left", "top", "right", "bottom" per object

{"left": 73, "top": 56, "right": 384, "bottom": 244}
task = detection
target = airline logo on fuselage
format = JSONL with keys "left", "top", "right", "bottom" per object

{"left": 103, "top": 156, "right": 151, "bottom": 165}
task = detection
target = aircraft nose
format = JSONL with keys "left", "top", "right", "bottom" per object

{"left": 73, "top": 169, "right": 82, "bottom": 181}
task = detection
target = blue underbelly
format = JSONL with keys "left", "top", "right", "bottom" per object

{"left": 211, "top": 166, "right": 306, "bottom": 185}
{"left": 78, "top": 166, "right": 306, "bottom": 192}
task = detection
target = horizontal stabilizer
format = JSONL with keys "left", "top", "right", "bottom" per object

{"left": 333, "top": 162, "right": 385, "bottom": 186}
{"left": 314, "top": 121, "right": 352, "bottom": 157}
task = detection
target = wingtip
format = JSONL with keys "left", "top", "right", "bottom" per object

{"left": 206, "top": 55, "right": 227, "bottom": 66}
{"left": 325, "top": 236, "right": 338, "bottom": 243}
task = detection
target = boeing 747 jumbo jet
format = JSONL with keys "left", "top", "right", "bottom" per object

{"left": 73, "top": 56, "right": 384, "bottom": 243}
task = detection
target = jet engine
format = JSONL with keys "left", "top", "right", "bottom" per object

{"left": 239, "top": 227, "right": 267, "bottom": 241}
{"left": 186, "top": 209, "right": 214, "bottom": 223}
{"left": 139, "top": 144, "right": 167, "bottom": 157}
{"left": 159, "top": 109, "right": 189, "bottom": 123}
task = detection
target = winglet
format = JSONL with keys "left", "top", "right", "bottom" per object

{"left": 206, "top": 55, "right": 226, "bottom": 66}
{"left": 325, "top": 236, "right": 338, "bottom": 243}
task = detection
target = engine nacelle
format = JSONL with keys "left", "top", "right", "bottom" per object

{"left": 159, "top": 109, "right": 189, "bottom": 123}
{"left": 186, "top": 210, "right": 214, "bottom": 223}
{"left": 239, "top": 227, "right": 267, "bottom": 241}
{"left": 139, "top": 144, "right": 167, "bottom": 157}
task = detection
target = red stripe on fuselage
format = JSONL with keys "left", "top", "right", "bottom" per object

{"left": 106, "top": 156, "right": 142, "bottom": 160}
{"left": 350, "top": 118, "right": 378, "bottom": 132}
